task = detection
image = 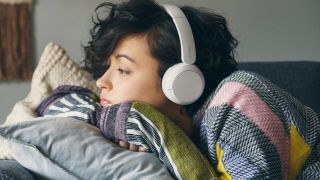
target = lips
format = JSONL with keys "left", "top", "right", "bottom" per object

{"left": 99, "top": 97, "right": 112, "bottom": 107}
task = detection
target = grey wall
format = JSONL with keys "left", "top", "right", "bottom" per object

{"left": 1, "top": 0, "right": 320, "bottom": 123}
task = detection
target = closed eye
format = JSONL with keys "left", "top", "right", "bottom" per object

{"left": 117, "top": 68, "right": 130, "bottom": 75}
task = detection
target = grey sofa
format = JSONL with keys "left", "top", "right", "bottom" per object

{"left": 1, "top": 61, "right": 319, "bottom": 179}
{"left": 239, "top": 61, "right": 320, "bottom": 115}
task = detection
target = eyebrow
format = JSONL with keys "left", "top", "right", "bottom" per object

{"left": 115, "top": 54, "right": 136, "bottom": 64}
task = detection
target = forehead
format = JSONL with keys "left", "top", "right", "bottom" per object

{"left": 115, "top": 34, "right": 150, "bottom": 54}
{"left": 112, "top": 34, "right": 159, "bottom": 67}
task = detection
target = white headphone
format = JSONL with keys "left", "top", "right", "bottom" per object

{"left": 161, "top": 4, "right": 205, "bottom": 105}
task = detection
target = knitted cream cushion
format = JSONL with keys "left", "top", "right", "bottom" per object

{"left": 5, "top": 42, "right": 100, "bottom": 125}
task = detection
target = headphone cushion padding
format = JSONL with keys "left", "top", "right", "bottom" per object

{"left": 162, "top": 63, "right": 204, "bottom": 105}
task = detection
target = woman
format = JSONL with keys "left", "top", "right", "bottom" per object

{"left": 84, "top": 0, "right": 237, "bottom": 150}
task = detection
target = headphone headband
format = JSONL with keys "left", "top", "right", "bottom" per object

{"left": 161, "top": 4, "right": 196, "bottom": 65}
{"left": 161, "top": 4, "right": 204, "bottom": 105}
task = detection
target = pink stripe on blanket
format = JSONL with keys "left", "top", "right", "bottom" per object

{"left": 209, "top": 81, "right": 289, "bottom": 178}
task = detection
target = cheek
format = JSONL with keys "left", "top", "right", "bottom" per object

{"left": 129, "top": 76, "right": 167, "bottom": 107}
{"left": 143, "top": 81, "right": 169, "bottom": 108}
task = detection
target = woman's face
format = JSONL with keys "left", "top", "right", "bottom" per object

{"left": 96, "top": 35, "right": 169, "bottom": 109}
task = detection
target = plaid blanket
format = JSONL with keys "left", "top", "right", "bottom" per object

{"left": 195, "top": 70, "right": 320, "bottom": 179}
{"left": 37, "top": 70, "right": 320, "bottom": 179}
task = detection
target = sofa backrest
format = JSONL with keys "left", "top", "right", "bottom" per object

{"left": 239, "top": 61, "right": 320, "bottom": 116}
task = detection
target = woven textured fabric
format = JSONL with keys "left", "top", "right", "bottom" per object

{"left": 197, "top": 70, "right": 320, "bottom": 179}
{"left": 126, "top": 102, "right": 217, "bottom": 179}
{"left": 36, "top": 85, "right": 100, "bottom": 121}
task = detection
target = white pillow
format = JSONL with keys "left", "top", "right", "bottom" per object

{"left": 0, "top": 117, "right": 172, "bottom": 179}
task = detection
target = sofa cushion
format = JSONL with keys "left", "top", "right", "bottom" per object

{"left": 239, "top": 61, "right": 320, "bottom": 115}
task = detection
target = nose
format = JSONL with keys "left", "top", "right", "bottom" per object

{"left": 96, "top": 72, "right": 112, "bottom": 91}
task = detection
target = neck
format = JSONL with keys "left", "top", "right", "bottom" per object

{"left": 158, "top": 102, "right": 193, "bottom": 136}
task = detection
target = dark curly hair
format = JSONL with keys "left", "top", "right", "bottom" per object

{"left": 84, "top": 0, "right": 238, "bottom": 115}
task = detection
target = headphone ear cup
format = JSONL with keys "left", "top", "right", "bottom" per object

{"left": 162, "top": 63, "right": 205, "bottom": 105}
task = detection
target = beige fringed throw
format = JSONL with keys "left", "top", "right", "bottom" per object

{"left": 0, "top": 0, "right": 32, "bottom": 80}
